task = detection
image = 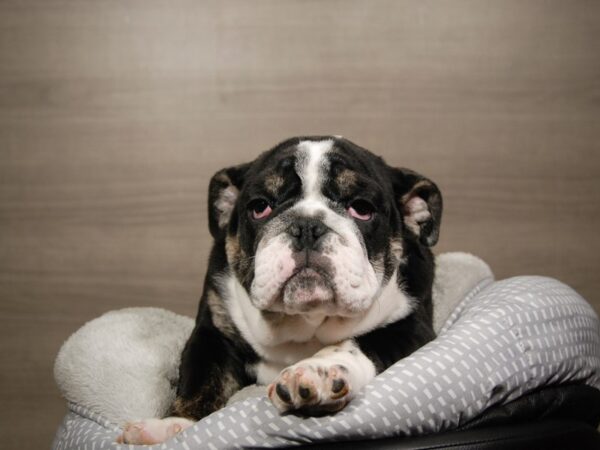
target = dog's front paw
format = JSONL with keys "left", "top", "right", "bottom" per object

{"left": 268, "top": 362, "right": 352, "bottom": 415}
{"left": 116, "top": 417, "right": 194, "bottom": 445}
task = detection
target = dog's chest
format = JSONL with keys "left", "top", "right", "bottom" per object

{"left": 246, "top": 316, "right": 348, "bottom": 385}
{"left": 223, "top": 270, "right": 415, "bottom": 383}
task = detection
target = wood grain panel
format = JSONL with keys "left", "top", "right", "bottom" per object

{"left": 1, "top": 1, "right": 599, "bottom": 448}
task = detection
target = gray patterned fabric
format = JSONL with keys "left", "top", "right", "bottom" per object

{"left": 52, "top": 276, "right": 600, "bottom": 449}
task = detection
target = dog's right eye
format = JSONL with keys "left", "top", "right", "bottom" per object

{"left": 249, "top": 199, "right": 272, "bottom": 220}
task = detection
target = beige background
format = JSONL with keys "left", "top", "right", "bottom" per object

{"left": 1, "top": 1, "right": 599, "bottom": 448}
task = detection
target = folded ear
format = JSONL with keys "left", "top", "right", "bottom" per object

{"left": 208, "top": 163, "right": 250, "bottom": 238}
{"left": 389, "top": 167, "right": 443, "bottom": 246}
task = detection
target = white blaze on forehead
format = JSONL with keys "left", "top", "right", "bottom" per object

{"left": 296, "top": 139, "right": 333, "bottom": 201}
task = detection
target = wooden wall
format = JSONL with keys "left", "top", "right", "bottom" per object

{"left": 1, "top": 1, "right": 598, "bottom": 448}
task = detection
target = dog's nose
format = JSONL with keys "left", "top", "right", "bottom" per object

{"left": 288, "top": 218, "right": 329, "bottom": 251}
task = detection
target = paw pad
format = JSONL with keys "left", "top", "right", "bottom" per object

{"left": 298, "top": 384, "right": 312, "bottom": 399}
{"left": 276, "top": 383, "right": 292, "bottom": 403}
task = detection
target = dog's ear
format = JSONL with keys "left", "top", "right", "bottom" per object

{"left": 208, "top": 163, "right": 250, "bottom": 238}
{"left": 389, "top": 167, "right": 442, "bottom": 246}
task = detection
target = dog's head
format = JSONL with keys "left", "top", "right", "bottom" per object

{"left": 209, "top": 136, "right": 442, "bottom": 317}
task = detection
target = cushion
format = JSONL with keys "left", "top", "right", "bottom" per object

{"left": 52, "top": 253, "right": 600, "bottom": 449}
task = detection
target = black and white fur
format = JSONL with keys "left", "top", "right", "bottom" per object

{"left": 118, "top": 136, "right": 442, "bottom": 444}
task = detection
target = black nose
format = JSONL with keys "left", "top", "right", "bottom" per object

{"left": 288, "top": 218, "right": 329, "bottom": 251}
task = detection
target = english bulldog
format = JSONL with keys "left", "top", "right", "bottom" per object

{"left": 117, "top": 136, "right": 442, "bottom": 445}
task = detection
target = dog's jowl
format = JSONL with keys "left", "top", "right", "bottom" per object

{"left": 117, "top": 136, "right": 442, "bottom": 444}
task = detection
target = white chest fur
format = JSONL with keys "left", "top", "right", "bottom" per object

{"left": 221, "top": 272, "right": 414, "bottom": 384}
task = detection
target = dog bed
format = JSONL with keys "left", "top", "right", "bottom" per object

{"left": 52, "top": 252, "right": 600, "bottom": 449}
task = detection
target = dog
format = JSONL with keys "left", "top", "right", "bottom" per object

{"left": 117, "top": 136, "right": 442, "bottom": 445}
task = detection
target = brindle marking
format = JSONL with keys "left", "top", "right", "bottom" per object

{"left": 264, "top": 172, "right": 285, "bottom": 196}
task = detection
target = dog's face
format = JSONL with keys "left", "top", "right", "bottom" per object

{"left": 209, "top": 137, "right": 442, "bottom": 317}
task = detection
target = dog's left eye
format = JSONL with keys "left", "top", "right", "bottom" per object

{"left": 347, "top": 200, "right": 374, "bottom": 221}
{"left": 249, "top": 199, "right": 272, "bottom": 220}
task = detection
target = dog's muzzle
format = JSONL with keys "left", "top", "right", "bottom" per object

{"left": 250, "top": 208, "right": 379, "bottom": 316}
{"left": 282, "top": 218, "right": 336, "bottom": 312}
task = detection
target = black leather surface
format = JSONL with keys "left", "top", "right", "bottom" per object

{"left": 459, "top": 384, "right": 600, "bottom": 430}
{"left": 296, "top": 385, "right": 600, "bottom": 450}
{"left": 303, "top": 420, "right": 600, "bottom": 449}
